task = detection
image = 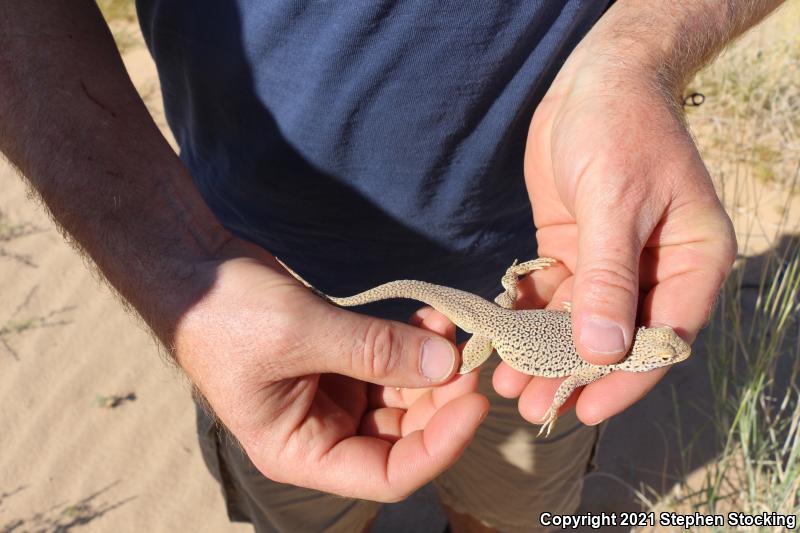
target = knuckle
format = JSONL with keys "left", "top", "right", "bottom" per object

{"left": 580, "top": 263, "right": 639, "bottom": 305}
{"left": 267, "top": 316, "right": 296, "bottom": 354}
{"left": 355, "top": 319, "right": 401, "bottom": 380}
{"left": 258, "top": 301, "right": 305, "bottom": 355}
{"left": 612, "top": 178, "right": 649, "bottom": 207}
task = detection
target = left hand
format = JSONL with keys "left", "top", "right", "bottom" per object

{"left": 491, "top": 22, "right": 737, "bottom": 426}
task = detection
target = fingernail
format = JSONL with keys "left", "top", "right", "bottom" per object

{"left": 587, "top": 418, "right": 606, "bottom": 426}
{"left": 580, "top": 317, "right": 626, "bottom": 355}
{"left": 421, "top": 338, "right": 456, "bottom": 381}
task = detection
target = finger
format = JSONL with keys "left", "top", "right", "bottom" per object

{"left": 368, "top": 384, "right": 406, "bottom": 409}
{"left": 409, "top": 306, "right": 457, "bottom": 341}
{"left": 361, "top": 371, "right": 481, "bottom": 439}
{"left": 550, "top": 274, "right": 574, "bottom": 303}
{"left": 517, "top": 376, "right": 580, "bottom": 424}
{"left": 365, "top": 307, "right": 463, "bottom": 409}
{"left": 403, "top": 305, "right": 469, "bottom": 409}
{"left": 643, "top": 270, "right": 719, "bottom": 340}
{"left": 400, "top": 372, "right": 481, "bottom": 433}
{"left": 640, "top": 226, "right": 736, "bottom": 340}
{"left": 571, "top": 183, "right": 662, "bottom": 364}
{"left": 492, "top": 361, "right": 532, "bottom": 398}
{"left": 317, "top": 374, "right": 367, "bottom": 420}
{"left": 301, "top": 392, "right": 489, "bottom": 502}
{"left": 402, "top": 305, "right": 457, "bottom": 398}
{"left": 359, "top": 407, "right": 405, "bottom": 442}
{"left": 369, "top": 368, "right": 480, "bottom": 410}
{"left": 303, "top": 306, "right": 461, "bottom": 388}
{"left": 574, "top": 368, "right": 667, "bottom": 425}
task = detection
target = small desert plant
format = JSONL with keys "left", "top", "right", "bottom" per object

{"left": 0, "top": 286, "right": 75, "bottom": 361}
{"left": 0, "top": 210, "right": 40, "bottom": 267}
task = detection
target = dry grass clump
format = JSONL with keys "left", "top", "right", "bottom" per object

{"left": 688, "top": 3, "right": 800, "bottom": 194}
{"left": 96, "top": 0, "right": 136, "bottom": 22}
{"left": 96, "top": 0, "right": 139, "bottom": 52}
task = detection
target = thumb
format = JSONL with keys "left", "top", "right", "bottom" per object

{"left": 310, "top": 307, "right": 460, "bottom": 387}
{"left": 571, "top": 203, "right": 649, "bottom": 364}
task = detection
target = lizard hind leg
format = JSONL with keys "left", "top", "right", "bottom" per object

{"left": 498, "top": 257, "right": 559, "bottom": 307}
{"left": 508, "top": 257, "right": 559, "bottom": 276}
{"left": 537, "top": 366, "right": 611, "bottom": 438}
{"left": 457, "top": 335, "right": 495, "bottom": 374}
{"left": 503, "top": 257, "right": 558, "bottom": 285}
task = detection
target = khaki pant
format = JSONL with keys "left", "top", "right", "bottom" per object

{"left": 197, "top": 359, "right": 604, "bottom": 533}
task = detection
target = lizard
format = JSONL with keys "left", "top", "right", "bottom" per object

{"left": 276, "top": 257, "right": 692, "bottom": 437}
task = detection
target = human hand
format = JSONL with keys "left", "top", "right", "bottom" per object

{"left": 0, "top": 1, "right": 488, "bottom": 502}
{"left": 173, "top": 240, "right": 488, "bottom": 502}
{"left": 494, "top": 21, "right": 737, "bottom": 427}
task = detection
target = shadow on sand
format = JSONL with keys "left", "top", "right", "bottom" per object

{"left": 0, "top": 481, "right": 136, "bottom": 533}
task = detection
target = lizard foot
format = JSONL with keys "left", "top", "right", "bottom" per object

{"left": 537, "top": 407, "right": 559, "bottom": 438}
{"left": 498, "top": 257, "right": 560, "bottom": 309}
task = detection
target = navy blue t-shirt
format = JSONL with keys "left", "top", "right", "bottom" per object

{"left": 137, "top": 1, "right": 608, "bottom": 321}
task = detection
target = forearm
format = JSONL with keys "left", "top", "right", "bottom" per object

{"left": 0, "top": 1, "right": 232, "bottom": 342}
{"left": 586, "top": 0, "right": 784, "bottom": 96}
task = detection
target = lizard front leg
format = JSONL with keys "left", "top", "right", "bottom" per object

{"left": 538, "top": 366, "right": 611, "bottom": 438}
{"left": 458, "top": 335, "right": 494, "bottom": 374}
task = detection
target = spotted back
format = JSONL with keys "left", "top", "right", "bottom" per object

{"left": 491, "top": 311, "right": 690, "bottom": 377}
{"left": 491, "top": 310, "right": 587, "bottom": 377}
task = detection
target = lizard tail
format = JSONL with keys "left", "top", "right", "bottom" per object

{"left": 277, "top": 258, "right": 448, "bottom": 308}
{"left": 323, "top": 280, "right": 449, "bottom": 307}
{"left": 275, "top": 257, "right": 332, "bottom": 302}
{"left": 276, "top": 258, "right": 500, "bottom": 334}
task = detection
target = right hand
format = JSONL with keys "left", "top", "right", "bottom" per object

{"left": 173, "top": 239, "right": 488, "bottom": 502}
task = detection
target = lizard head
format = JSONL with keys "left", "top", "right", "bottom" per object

{"left": 623, "top": 326, "right": 692, "bottom": 372}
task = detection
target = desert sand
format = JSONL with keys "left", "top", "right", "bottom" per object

{"left": 1, "top": 9, "right": 797, "bottom": 533}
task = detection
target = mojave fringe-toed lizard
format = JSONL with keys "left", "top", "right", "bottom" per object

{"left": 277, "top": 257, "right": 692, "bottom": 437}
